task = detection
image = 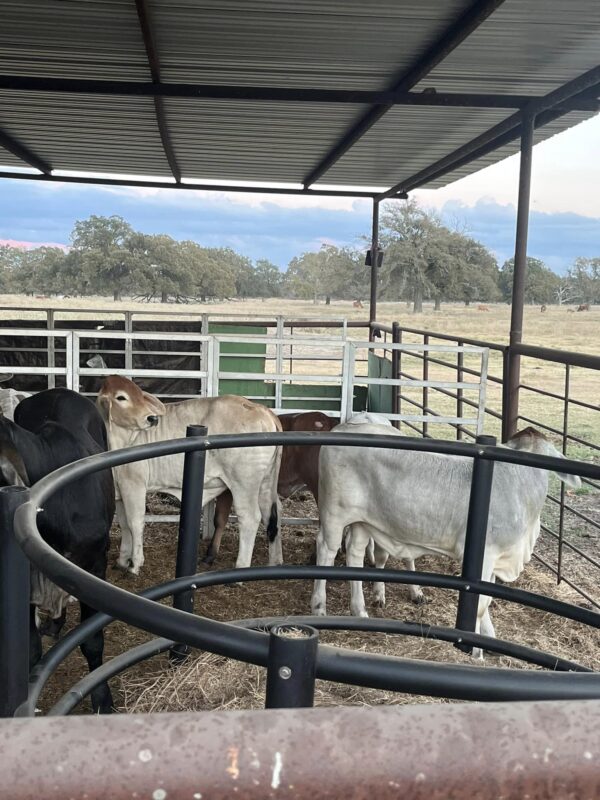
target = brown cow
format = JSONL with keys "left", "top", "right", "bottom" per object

{"left": 577, "top": 303, "right": 590, "bottom": 312}
{"left": 476, "top": 305, "right": 490, "bottom": 312}
{"left": 205, "top": 411, "right": 336, "bottom": 563}
{"left": 353, "top": 300, "right": 364, "bottom": 309}
{"left": 540, "top": 305, "right": 547, "bottom": 313}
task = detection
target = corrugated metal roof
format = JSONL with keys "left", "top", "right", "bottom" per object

{"left": 0, "top": 0, "right": 597, "bottom": 191}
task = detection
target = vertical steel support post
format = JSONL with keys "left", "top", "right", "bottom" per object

{"left": 0, "top": 486, "right": 30, "bottom": 718}
{"left": 506, "top": 113, "right": 535, "bottom": 438}
{"left": 392, "top": 322, "right": 400, "bottom": 428}
{"left": 455, "top": 435, "right": 496, "bottom": 653}
{"left": 501, "top": 347, "right": 511, "bottom": 443}
{"left": 265, "top": 624, "right": 319, "bottom": 709}
{"left": 171, "top": 425, "right": 207, "bottom": 662}
{"left": 368, "top": 200, "right": 380, "bottom": 341}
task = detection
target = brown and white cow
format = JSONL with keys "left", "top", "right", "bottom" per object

{"left": 97, "top": 376, "right": 282, "bottom": 574}
{"left": 205, "top": 411, "right": 337, "bottom": 564}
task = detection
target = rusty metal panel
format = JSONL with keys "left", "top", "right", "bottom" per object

{"left": 1, "top": 701, "right": 599, "bottom": 799}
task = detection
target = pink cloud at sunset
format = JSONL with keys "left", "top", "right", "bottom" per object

{"left": 0, "top": 238, "right": 68, "bottom": 250}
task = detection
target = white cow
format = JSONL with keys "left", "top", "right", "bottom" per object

{"left": 313, "top": 423, "right": 580, "bottom": 650}
{"left": 97, "top": 375, "right": 282, "bottom": 575}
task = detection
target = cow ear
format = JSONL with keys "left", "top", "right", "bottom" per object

{"left": 0, "top": 450, "right": 29, "bottom": 487}
{"left": 142, "top": 392, "right": 166, "bottom": 415}
{"left": 543, "top": 440, "right": 582, "bottom": 490}
{"left": 96, "top": 394, "right": 112, "bottom": 423}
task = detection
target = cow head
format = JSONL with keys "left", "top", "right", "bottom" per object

{"left": 97, "top": 375, "right": 166, "bottom": 431}
{"left": 506, "top": 427, "right": 581, "bottom": 489}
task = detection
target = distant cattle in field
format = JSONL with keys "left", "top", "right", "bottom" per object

{"left": 477, "top": 305, "right": 490, "bottom": 312}
{"left": 541, "top": 305, "right": 547, "bottom": 313}
{"left": 567, "top": 308, "right": 576, "bottom": 313}
{"left": 577, "top": 303, "right": 590, "bottom": 312}
{"left": 353, "top": 300, "right": 364, "bottom": 309}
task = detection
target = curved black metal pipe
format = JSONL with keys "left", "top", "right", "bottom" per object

{"left": 13, "top": 433, "right": 600, "bottom": 715}
{"left": 48, "top": 613, "right": 592, "bottom": 717}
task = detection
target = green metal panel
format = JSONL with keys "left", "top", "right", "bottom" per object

{"left": 208, "top": 323, "right": 267, "bottom": 398}
{"left": 367, "top": 352, "right": 393, "bottom": 414}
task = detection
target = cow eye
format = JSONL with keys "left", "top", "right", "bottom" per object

{"left": 116, "top": 395, "right": 127, "bottom": 401}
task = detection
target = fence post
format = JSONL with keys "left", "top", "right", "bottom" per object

{"left": 265, "top": 624, "right": 319, "bottom": 709}
{"left": 124, "top": 311, "right": 133, "bottom": 373}
{"left": 557, "top": 364, "right": 570, "bottom": 584}
{"left": 171, "top": 425, "right": 207, "bottom": 662}
{"left": 0, "top": 486, "right": 30, "bottom": 718}
{"left": 392, "top": 322, "right": 400, "bottom": 429}
{"left": 422, "top": 334, "right": 429, "bottom": 437}
{"left": 455, "top": 435, "right": 496, "bottom": 654}
{"left": 46, "top": 308, "right": 56, "bottom": 390}
{"left": 457, "top": 340, "right": 464, "bottom": 441}
{"left": 501, "top": 347, "right": 511, "bottom": 443}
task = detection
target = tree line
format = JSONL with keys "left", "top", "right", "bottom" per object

{"left": 0, "top": 203, "right": 597, "bottom": 310}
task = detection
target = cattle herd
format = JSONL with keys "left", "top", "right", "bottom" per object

{"left": 0, "top": 373, "right": 581, "bottom": 711}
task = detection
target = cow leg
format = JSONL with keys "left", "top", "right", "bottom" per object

{"left": 118, "top": 486, "right": 147, "bottom": 575}
{"left": 79, "top": 600, "right": 113, "bottom": 713}
{"left": 115, "top": 498, "right": 133, "bottom": 570}
{"left": 204, "top": 493, "right": 232, "bottom": 565}
{"left": 29, "top": 605, "right": 42, "bottom": 669}
{"left": 472, "top": 563, "right": 496, "bottom": 660}
{"left": 311, "top": 527, "right": 339, "bottom": 616}
{"left": 345, "top": 524, "right": 369, "bottom": 618}
{"left": 229, "top": 486, "right": 262, "bottom": 569}
{"left": 404, "top": 558, "right": 425, "bottom": 605}
{"left": 372, "top": 542, "right": 389, "bottom": 608}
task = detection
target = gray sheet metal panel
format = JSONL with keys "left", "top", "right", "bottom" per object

{"left": 413, "top": 0, "right": 600, "bottom": 95}
{"left": 0, "top": 91, "right": 172, "bottom": 176}
{"left": 152, "top": 0, "right": 470, "bottom": 88}
{"left": 427, "top": 109, "right": 594, "bottom": 189}
{"left": 0, "top": 0, "right": 149, "bottom": 80}
{"left": 165, "top": 98, "right": 364, "bottom": 182}
{"left": 322, "top": 106, "right": 511, "bottom": 186}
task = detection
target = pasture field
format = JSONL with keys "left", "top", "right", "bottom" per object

{"left": 2, "top": 295, "right": 598, "bottom": 712}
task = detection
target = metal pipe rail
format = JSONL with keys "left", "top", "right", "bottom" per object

{"left": 6, "top": 431, "right": 600, "bottom": 718}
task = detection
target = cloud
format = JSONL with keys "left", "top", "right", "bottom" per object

{"left": 0, "top": 171, "right": 597, "bottom": 273}
{"left": 431, "top": 198, "right": 600, "bottom": 272}
{"left": 0, "top": 238, "right": 68, "bottom": 250}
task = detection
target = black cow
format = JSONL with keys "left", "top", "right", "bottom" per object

{"left": 0, "top": 388, "right": 115, "bottom": 713}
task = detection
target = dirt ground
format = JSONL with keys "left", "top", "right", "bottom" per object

{"left": 37, "top": 492, "right": 600, "bottom": 716}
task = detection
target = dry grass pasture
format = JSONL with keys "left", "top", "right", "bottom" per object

{"left": 1, "top": 295, "right": 598, "bottom": 713}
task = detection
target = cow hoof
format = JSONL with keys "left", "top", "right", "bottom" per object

{"left": 373, "top": 597, "right": 386, "bottom": 609}
{"left": 128, "top": 564, "right": 141, "bottom": 576}
{"left": 411, "top": 593, "right": 426, "bottom": 605}
{"left": 202, "top": 554, "right": 216, "bottom": 566}
{"left": 115, "top": 559, "right": 130, "bottom": 571}
{"left": 312, "top": 604, "right": 326, "bottom": 617}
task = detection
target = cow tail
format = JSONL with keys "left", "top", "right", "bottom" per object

{"left": 267, "top": 501, "right": 279, "bottom": 543}
{"left": 263, "top": 431, "right": 282, "bottom": 544}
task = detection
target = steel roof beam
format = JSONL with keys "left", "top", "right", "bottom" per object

{"left": 0, "top": 127, "right": 51, "bottom": 174}
{"left": 2, "top": 75, "right": 597, "bottom": 111}
{"left": 302, "top": 0, "right": 508, "bottom": 188}
{"left": 378, "top": 67, "right": 600, "bottom": 199}
{"left": 0, "top": 171, "right": 404, "bottom": 199}
{"left": 135, "top": 0, "right": 181, "bottom": 183}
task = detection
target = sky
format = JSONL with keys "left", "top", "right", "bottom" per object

{"left": 0, "top": 114, "right": 598, "bottom": 274}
